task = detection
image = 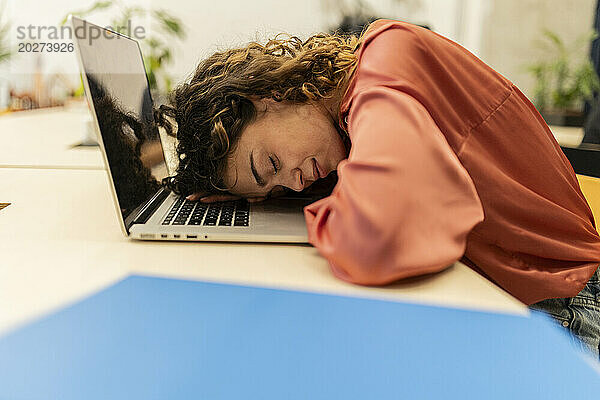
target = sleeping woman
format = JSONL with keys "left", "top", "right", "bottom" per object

{"left": 156, "top": 19, "right": 600, "bottom": 359}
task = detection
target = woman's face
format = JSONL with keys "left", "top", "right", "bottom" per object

{"left": 223, "top": 98, "right": 347, "bottom": 198}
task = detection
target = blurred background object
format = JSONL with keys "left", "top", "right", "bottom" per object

{"left": 583, "top": 0, "right": 600, "bottom": 144}
{"left": 0, "top": 0, "right": 12, "bottom": 113}
{"left": 60, "top": 1, "right": 186, "bottom": 103}
{"left": 0, "top": 2, "right": 10, "bottom": 64}
{"left": 323, "top": 0, "right": 429, "bottom": 37}
{"left": 526, "top": 29, "right": 599, "bottom": 127}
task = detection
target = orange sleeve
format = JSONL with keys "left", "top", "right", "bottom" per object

{"left": 303, "top": 87, "right": 485, "bottom": 285}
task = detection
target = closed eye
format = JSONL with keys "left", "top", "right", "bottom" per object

{"left": 269, "top": 156, "right": 278, "bottom": 174}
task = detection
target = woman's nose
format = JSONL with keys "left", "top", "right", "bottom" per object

{"left": 285, "top": 168, "right": 304, "bottom": 192}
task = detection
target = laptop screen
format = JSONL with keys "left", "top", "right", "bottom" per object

{"left": 72, "top": 17, "right": 169, "bottom": 225}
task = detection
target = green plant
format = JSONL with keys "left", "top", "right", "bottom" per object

{"left": 526, "top": 29, "right": 600, "bottom": 113}
{"left": 61, "top": 0, "right": 185, "bottom": 95}
{"left": 0, "top": 1, "right": 12, "bottom": 64}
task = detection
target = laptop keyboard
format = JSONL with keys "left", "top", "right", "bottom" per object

{"left": 162, "top": 198, "right": 249, "bottom": 227}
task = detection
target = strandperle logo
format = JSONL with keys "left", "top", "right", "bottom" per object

{"left": 15, "top": 19, "right": 146, "bottom": 45}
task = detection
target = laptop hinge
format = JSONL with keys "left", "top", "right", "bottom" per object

{"left": 128, "top": 187, "right": 171, "bottom": 228}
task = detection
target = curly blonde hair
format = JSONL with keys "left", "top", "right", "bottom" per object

{"left": 156, "top": 29, "right": 366, "bottom": 197}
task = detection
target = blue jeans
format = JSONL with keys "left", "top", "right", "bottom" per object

{"left": 529, "top": 265, "right": 600, "bottom": 361}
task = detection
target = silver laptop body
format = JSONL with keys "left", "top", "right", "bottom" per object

{"left": 70, "top": 15, "right": 311, "bottom": 243}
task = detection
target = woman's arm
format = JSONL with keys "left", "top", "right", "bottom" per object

{"left": 304, "top": 86, "right": 485, "bottom": 285}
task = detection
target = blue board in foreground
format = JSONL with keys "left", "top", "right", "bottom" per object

{"left": 0, "top": 275, "right": 598, "bottom": 399}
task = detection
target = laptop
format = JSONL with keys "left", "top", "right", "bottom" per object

{"left": 69, "top": 15, "right": 314, "bottom": 243}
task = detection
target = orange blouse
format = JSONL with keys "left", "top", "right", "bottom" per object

{"left": 303, "top": 19, "right": 600, "bottom": 305}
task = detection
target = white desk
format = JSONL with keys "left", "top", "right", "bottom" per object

{"left": 0, "top": 167, "right": 526, "bottom": 335}
{"left": 0, "top": 105, "right": 104, "bottom": 169}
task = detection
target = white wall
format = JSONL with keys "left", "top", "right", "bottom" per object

{"left": 157, "top": 0, "right": 329, "bottom": 83}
